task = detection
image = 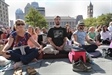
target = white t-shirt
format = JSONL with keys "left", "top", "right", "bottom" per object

{"left": 100, "top": 31, "right": 111, "bottom": 40}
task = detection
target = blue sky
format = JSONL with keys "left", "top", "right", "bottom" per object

{"left": 5, "top": 0, "right": 112, "bottom": 20}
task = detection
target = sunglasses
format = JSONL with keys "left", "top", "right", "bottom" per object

{"left": 79, "top": 25, "right": 84, "bottom": 26}
{"left": 16, "top": 23, "right": 25, "bottom": 26}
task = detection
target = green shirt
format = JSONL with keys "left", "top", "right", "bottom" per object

{"left": 88, "top": 32, "right": 96, "bottom": 40}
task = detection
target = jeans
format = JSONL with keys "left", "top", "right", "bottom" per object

{"left": 82, "top": 44, "right": 98, "bottom": 52}
{"left": 7, "top": 47, "right": 39, "bottom": 64}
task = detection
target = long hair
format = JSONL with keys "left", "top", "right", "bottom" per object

{"left": 35, "top": 27, "right": 40, "bottom": 35}
{"left": 102, "top": 25, "right": 108, "bottom": 32}
{"left": 28, "top": 26, "right": 36, "bottom": 35}
{"left": 31, "top": 26, "right": 36, "bottom": 35}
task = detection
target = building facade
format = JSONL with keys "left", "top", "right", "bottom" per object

{"left": 87, "top": 2, "right": 93, "bottom": 18}
{"left": 45, "top": 16, "right": 76, "bottom": 29}
{"left": 9, "top": 20, "right": 14, "bottom": 28}
{"left": 0, "top": 0, "right": 9, "bottom": 26}
{"left": 76, "top": 15, "right": 83, "bottom": 25}
{"left": 15, "top": 1, "right": 45, "bottom": 20}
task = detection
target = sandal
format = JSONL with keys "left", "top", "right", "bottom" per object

{"left": 13, "top": 68, "right": 22, "bottom": 75}
{"left": 27, "top": 66, "right": 37, "bottom": 75}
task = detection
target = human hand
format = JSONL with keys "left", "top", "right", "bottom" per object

{"left": 55, "top": 46, "right": 62, "bottom": 51}
{"left": 38, "top": 49, "right": 42, "bottom": 54}
{"left": 76, "top": 43, "right": 82, "bottom": 47}
{"left": 96, "top": 41, "right": 101, "bottom": 46}
{"left": 39, "top": 45, "right": 43, "bottom": 49}
{"left": 2, "top": 51, "right": 11, "bottom": 59}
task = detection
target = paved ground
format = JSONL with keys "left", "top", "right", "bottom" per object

{"left": 0, "top": 45, "right": 112, "bottom": 75}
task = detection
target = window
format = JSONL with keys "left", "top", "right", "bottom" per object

{"left": 90, "top": 9, "right": 92, "bottom": 12}
{"left": 17, "top": 16, "right": 20, "bottom": 19}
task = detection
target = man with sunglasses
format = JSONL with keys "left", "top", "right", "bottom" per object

{"left": 72, "top": 21, "right": 101, "bottom": 52}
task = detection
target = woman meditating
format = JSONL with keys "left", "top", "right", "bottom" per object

{"left": 2, "top": 19, "right": 42, "bottom": 69}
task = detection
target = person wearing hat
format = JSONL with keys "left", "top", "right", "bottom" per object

{"left": 72, "top": 21, "right": 101, "bottom": 52}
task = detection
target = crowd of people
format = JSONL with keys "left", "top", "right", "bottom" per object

{"left": 0, "top": 16, "right": 112, "bottom": 72}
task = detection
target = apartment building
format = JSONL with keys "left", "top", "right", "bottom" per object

{"left": 0, "top": 0, "right": 9, "bottom": 26}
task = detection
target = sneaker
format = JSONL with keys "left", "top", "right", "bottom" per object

{"left": 72, "top": 59, "right": 91, "bottom": 72}
{"left": 107, "top": 48, "right": 112, "bottom": 57}
{"left": 83, "top": 62, "right": 92, "bottom": 70}
{"left": 102, "top": 48, "right": 108, "bottom": 58}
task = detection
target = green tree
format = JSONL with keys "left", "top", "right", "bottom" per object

{"left": 84, "top": 13, "right": 112, "bottom": 27}
{"left": 84, "top": 17, "right": 97, "bottom": 27}
{"left": 25, "top": 8, "right": 48, "bottom": 28}
{"left": 97, "top": 13, "right": 112, "bottom": 26}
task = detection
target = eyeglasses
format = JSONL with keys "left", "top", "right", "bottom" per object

{"left": 79, "top": 25, "right": 84, "bottom": 27}
{"left": 16, "top": 23, "right": 25, "bottom": 26}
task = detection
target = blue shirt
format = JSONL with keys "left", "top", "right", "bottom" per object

{"left": 73, "top": 30, "right": 86, "bottom": 45}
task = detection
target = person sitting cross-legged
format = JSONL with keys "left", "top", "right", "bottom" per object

{"left": 2, "top": 19, "right": 42, "bottom": 69}
{"left": 72, "top": 21, "right": 101, "bottom": 52}
{"left": 42, "top": 16, "right": 71, "bottom": 55}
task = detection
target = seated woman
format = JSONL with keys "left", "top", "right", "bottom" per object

{"left": 27, "top": 25, "right": 37, "bottom": 48}
{"left": 2, "top": 19, "right": 42, "bottom": 69}
{"left": 100, "top": 25, "right": 111, "bottom": 45}
{"left": 35, "top": 27, "right": 47, "bottom": 47}
{"left": 88, "top": 26, "right": 96, "bottom": 40}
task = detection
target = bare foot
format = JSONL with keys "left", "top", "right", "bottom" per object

{"left": 31, "top": 58, "right": 37, "bottom": 62}
{"left": 96, "top": 41, "right": 101, "bottom": 46}
{"left": 13, "top": 61, "right": 23, "bottom": 69}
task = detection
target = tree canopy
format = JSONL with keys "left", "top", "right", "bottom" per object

{"left": 84, "top": 17, "right": 97, "bottom": 27}
{"left": 25, "top": 8, "right": 48, "bottom": 28}
{"left": 84, "top": 13, "right": 112, "bottom": 27}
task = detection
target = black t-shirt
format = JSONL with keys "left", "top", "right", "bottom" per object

{"left": 0, "top": 31, "right": 3, "bottom": 35}
{"left": 47, "top": 26, "right": 67, "bottom": 46}
{"left": 67, "top": 32, "right": 72, "bottom": 40}
{"left": 0, "top": 31, "right": 3, "bottom": 39}
{"left": 38, "top": 35, "right": 43, "bottom": 45}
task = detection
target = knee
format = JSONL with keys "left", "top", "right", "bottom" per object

{"left": 93, "top": 44, "right": 98, "bottom": 49}
{"left": 33, "top": 48, "right": 39, "bottom": 53}
{"left": 8, "top": 50, "right": 13, "bottom": 55}
{"left": 30, "top": 48, "right": 40, "bottom": 55}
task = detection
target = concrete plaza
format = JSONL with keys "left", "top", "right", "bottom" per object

{"left": 0, "top": 45, "right": 112, "bottom": 75}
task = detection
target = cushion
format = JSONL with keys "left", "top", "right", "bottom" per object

{"left": 88, "top": 51, "right": 101, "bottom": 58}
{"left": 43, "top": 50, "right": 69, "bottom": 59}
